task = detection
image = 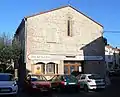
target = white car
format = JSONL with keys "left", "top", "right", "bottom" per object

{"left": 76, "top": 74, "right": 106, "bottom": 92}
{"left": 0, "top": 73, "right": 18, "bottom": 96}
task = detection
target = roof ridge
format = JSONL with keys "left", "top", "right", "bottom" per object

{"left": 24, "top": 5, "right": 103, "bottom": 27}
{"left": 25, "top": 5, "right": 70, "bottom": 18}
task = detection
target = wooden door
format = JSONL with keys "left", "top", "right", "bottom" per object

{"left": 64, "top": 62, "right": 81, "bottom": 75}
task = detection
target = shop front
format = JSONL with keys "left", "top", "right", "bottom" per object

{"left": 32, "top": 62, "right": 58, "bottom": 75}
{"left": 27, "top": 54, "right": 104, "bottom": 76}
{"left": 28, "top": 54, "right": 65, "bottom": 76}
{"left": 64, "top": 61, "right": 83, "bottom": 75}
{"left": 64, "top": 56, "right": 104, "bottom": 75}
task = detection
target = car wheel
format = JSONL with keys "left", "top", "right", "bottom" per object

{"left": 84, "top": 85, "right": 89, "bottom": 92}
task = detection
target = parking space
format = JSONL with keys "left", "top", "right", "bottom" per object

{"left": 16, "top": 76, "right": 120, "bottom": 97}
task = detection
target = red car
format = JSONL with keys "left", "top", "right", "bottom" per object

{"left": 24, "top": 74, "right": 51, "bottom": 93}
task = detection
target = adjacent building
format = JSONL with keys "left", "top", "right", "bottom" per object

{"left": 14, "top": 6, "right": 106, "bottom": 79}
{"left": 105, "top": 45, "right": 120, "bottom": 71}
{"left": 105, "top": 45, "right": 114, "bottom": 70}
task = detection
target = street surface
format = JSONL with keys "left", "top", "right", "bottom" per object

{"left": 15, "top": 76, "right": 120, "bottom": 97}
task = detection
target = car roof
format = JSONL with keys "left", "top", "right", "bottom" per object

{"left": 51, "top": 74, "right": 73, "bottom": 78}
{"left": 55, "top": 74, "right": 73, "bottom": 77}
{"left": 30, "top": 75, "right": 47, "bottom": 80}
{"left": 28, "top": 74, "right": 44, "bottom": 76}
{"left": 0, "top": 73, "right": 12, "bottom": 75}
{"left": 81, "top": 74, "right": 99, "bottom": 76}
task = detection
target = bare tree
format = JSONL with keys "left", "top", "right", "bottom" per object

{"left": 0, "top": 32, "right": 21, "bottom": 73}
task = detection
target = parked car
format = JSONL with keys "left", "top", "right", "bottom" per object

{"left": 24, "top": 74, "right": 51, "bottom": 93}
{"left": 49, "top": 75, "right": 80, "bottom": 92}
{"left": 0, "top": 73, "right": 18, "bottom": 96}
{"left": 71, "top": 71, "right": 82, "bottom": 77}
{"left": 109, "top": 69, "right": 120, "bottom": 76}
{"left": 76, "top": 74, "right": 105, "bottom": 92}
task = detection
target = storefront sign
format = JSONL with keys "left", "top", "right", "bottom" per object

{"left": 64, "top": 56, "right": 84, "bottom": 60}
{"left": 84, "top": 56, "right": 103, "bottom": 60}
{"left": 28, "top": 55, "right": 51, "bottom": 60}
{"left": 64, "top": 56, "right": 103, "bottom": 60}
{"left": 28, "top": 54, "right": 103, "bottom": 61}
{"left": 28, "top": 54, "right": 65, "bottom": 60}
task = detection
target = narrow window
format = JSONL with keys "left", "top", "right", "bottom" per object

{"left": 68, "top": 20, "right": 71, "bottom": 36}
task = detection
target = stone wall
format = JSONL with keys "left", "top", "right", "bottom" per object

{"left": 26, "top": 6, "right": 104, "bottom": 72}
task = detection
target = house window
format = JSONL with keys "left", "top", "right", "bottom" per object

{"left": 46, "top": 63, "right": 55, "bottom": 74}
{"left": 67, "top": 17, "right": 72, "bottom": 36}
{"left": 81, "top": 75, "right": 86, "bottom": 80}
{"left": 34, "top": 62, "right": 45, "bottom": 74}
{"left": 68, "top": 20, "right": 70, "bottom": 36}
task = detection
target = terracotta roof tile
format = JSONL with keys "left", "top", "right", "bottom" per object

{"left": 105, "top": 45, "right": 113, "bottom": 49}
{"left": 106, "top": 45, "right": 120, "bottom": 52}
{"left": 113, "top": 48, "right": 120, "bottom": 51}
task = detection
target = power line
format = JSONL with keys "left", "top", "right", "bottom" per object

{"left": 104, "top": 31, "right": 120, "bottom": 33}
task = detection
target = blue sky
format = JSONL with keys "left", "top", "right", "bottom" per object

{"left": 0, "top": 0, "right": 120, "bottom": 47}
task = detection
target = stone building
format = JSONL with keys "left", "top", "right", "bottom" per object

{"left": 15, "top": 6, "right": 105, "bottom": 79}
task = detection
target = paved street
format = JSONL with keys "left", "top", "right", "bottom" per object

{"left": 16, "top": 76, "right": 120, "bottom": 97}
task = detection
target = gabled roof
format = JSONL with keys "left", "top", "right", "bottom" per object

{"left": 105, "top": 45, "right": 120, "bottom": 52}
{"left": 105, "top": 45, "right": 113, "bottom": 49}
{"left": 25, "top": 5, "right": 103, "bottom": 27}
{"left": 113, "top": 48, "right": 120, "bottom": 51}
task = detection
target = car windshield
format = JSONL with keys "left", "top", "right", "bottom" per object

{"left": 88, "top": 74, "right": 102, "bottom": 79}
{"left": 63, "top": 75, "right": 77, "bottom": 81}
{"left": 31, "top": 75, "right": 47, "bottom": 81}
{"left": 0, "top": 74, "right": 13, "bottom": 81}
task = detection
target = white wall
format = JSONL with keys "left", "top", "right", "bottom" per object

{"left": 26, "top": 6, "right": 104, "bottom": 72}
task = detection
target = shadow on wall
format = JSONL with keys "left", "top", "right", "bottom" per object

{"left": 18, "top": 55, "right": 26, "bottom": 88}
{"left": 80, "top": 36, "right": 105, "bottom": 76}
{"left": 105, "top": 55, "right": 113, "bottom": 70}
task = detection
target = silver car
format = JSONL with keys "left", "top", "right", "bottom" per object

{"left": 76, "top": 74, "right": 106, "bottom": 92}
{"left": 0, "top": 73, "right": 18, "bottom": 96}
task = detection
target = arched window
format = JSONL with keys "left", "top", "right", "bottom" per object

{"left": 46, "top": 62, "right": 55, "bottom": 74}
{"left": 35, "top": 62, "right": 45, "bottom": 74}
